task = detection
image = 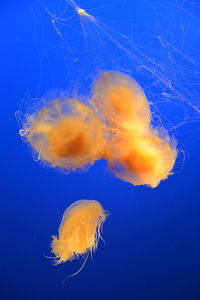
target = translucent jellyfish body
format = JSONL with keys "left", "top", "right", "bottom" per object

{"left": 105, "top": 131, "right": 177, "bottom": 188}
{"left": 51, "top": 200, "right": 107, "bottom": 264}
{"left": 91, "top": 71, "right": 151, "bottom": 133}
{"left": 20, "top": 98, "right": 105, "bottom": 171}
{"left": 92, "top": 71, "right": 177, "bottom": 187}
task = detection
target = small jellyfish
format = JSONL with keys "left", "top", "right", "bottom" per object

{"left": 51, "top": 200, "right": 107, "bottom": 265}
{"left": 19, "top": 97, "right": 105, "bottom": 171}
{"left": 91, "top": 71, "right": 177, "bottom": 187}
{"left": 67, "top": 0, "right": 96, "bottom": 22}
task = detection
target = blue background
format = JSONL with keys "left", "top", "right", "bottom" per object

{"left": 1, "top": 1, "right": 200, "bottom": 299}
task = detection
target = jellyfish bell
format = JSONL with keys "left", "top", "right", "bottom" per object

{"left": 51, "top": 200, "right": 107, "bottom": 265}
{"left": 105, "top": 130, "right": 177, "bottom": 188}
{"left": 91, "top": 71, "right": 151, "bottom": 132}
{"left": 19, "top": 97, "right": 105, "bottom": 171}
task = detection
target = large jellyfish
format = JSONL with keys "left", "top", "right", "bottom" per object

{"left": 19, "top": 97, "right": 105, "bottom": 171}
{"left": 51, "top": 200, "right": 107, "bottom": 264}
{"left": 91, "top": 71, "right": 177, "bottom": 187}
{"left": 91, "top": 71, "right": 151, "bottom": 133}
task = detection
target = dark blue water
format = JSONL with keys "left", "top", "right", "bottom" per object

{"left": 1, "top": 1, "right": 200, "bottom": 299}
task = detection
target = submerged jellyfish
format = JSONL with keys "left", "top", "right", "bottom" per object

{"left": 91, "top": 71, "right": 177, "bottom": 187}
{"left": 91, "top": 71, "right": 151, "bottom": 133}
{"left": 51, "top": 200, "right": 107, "bottom": 264}
{"left": 19, "top": 98, "right": 105, "bottom": 171}
{"left": 104, "top": 131, "right": 177, "bottom": 188}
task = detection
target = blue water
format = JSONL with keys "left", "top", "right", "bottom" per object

{"left": 1, "top": 1, "right": 200, "bottom": 299}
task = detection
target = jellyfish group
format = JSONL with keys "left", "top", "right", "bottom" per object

{"left": 20, "top": 71, "right": 177, "bottom": 187}
{"left": 18, "top": 71, "right": 177, "bottom": 270}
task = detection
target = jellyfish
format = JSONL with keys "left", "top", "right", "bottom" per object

{"left": 91, "top": 71, "right": 151, "bottom": 133}
{"left": 91, "top": 71, "right": 177, "bottom": 187}
{"left": 104, "top": 131, "right": 177, "bottom": 188}
{"left": 19, "top": 97, "right": 105, "bottom": 171}
{"left": 51, "top": 200, "right": 107, "bottom": 265}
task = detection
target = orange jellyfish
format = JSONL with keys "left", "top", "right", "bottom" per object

{"left": 91, "top": 71, "right": 177, "bottom": 187}
{"left": 51, "top": 200, "right": 107, "bottom": 265}
{"left": 19, "top": 97, "right": 105, "bottom": 171}
{"left": 91, "top": 71, "right": 151, "bottom": 133}
{"left": 104, "top": 131, "right": 177, "bottom": 188}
